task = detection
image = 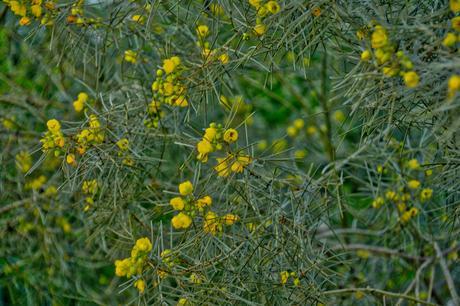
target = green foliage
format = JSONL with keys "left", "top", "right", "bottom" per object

{"left": 0, "top": 0, "right": 459, "bottom": 305}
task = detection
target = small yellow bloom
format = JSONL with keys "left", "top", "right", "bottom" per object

{"left": 249, "top": 0, "right": 262, "bottom": 8}
{"left": 372, "top": 196, "right": 384, "bottom": 209}
{"left": 135, "top": 237, "right": 153, "bottom": 253}
{"left": 403, "top": 71, "right": 419, "bottom": 88}
{"left": 223, "top": 214, "right": 239, "bottom": 225}
{"left": 177, "top": 298, "right": 189, "bottom": 306}
{"left": 219, "top": 53, "right": 229, "bottom": 64}
{"left": 134, "top": 279, "right": 146, "bottom": 293}
{"left": 215, "top": 157, "right": 231, "bottom": 177}
{"left": 371, "top": 26, "right": 388, "bottom": 49}
{"left": 170, "top": 197, "right": 185, "bottom": 210}
{"left": 196, "top": 24, "right": 209, "bottom": 38}
{"left": 361, "top": 50, "right": 371, "bottom": 61}
{"left": 292, "top": 119, "right": 304, "bottom": 129}
{"left": 163, "top": 58, "right": 177, "bottom": 74}
{"left": 407, "top": 159, "right": 419, "bottom": 170}
{"left": 124, "top": 50, "right": 138, "bottom": 64}
{"left": 31, "top": 4, "right": 42, "bottom": 17}
{"left": 47, "top": 119, "right": 61, "bottom": 133}
{"left": 253, "top": 23, "right": 266, "bottom": 36}
{"left": 116, "top": 138, "right": 129, "bottom": 151}
{"left": 171, "top": 212, "right": 192, "bottom": 229}
{"left": 196, "top": 196, "right": 212, "bottom": 209}
{"left": 131, "top": 15, "right": 145, "bottom": 24}
{"left": 448, "top": 75, "right": 460, "bottom": 98}
{"left": 451, "top": 0, "right": 460, "bottom": 13}
{"left": 420, "top": 188, "right": 433, "bottom": 202}
{"left": 231, "top": 155, "right": 251, "bottom": 173}
{"left": 312, "top": 7, "right": 321, "bottom": 17}
{"left": 178, "top": 181, "right": 193, "bottom": 196}
{"left": 66, "top": 153, "right": 76, "bottom": 166}
{"left": 265, "top": 1, "right": 280, "bottom": 14}
{"left": 407, "top": 179, "right": 421, "bottom": 189}
{"left": 223, "top": 128, "right": 238, "bottom": 143}
{"left": 452, "top": 16, "right": 460, "bottom": 32}
{"left": 175, "top": 96, "right": 188, "bottom": 107}
{"left": 280, "top": 271, "right": 289, "bottom": 284}
{"left": 443, "top": 33, "right": 457, "bottom": 47}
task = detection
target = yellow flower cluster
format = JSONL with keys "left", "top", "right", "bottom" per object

{"left": 114, "top": 237, "right": 152, "bottom": 293}
{"left": 144, "top": 99, "right": 165, "bottom": 128}
{"left": 286, "top": 118, "right": 305, "bottom": 137}
{"left": 448, "top": 75, "right": 460, "bottom": 99}
{"left": 372, "top": 158, "right": 433, "bottom": 224}
{"left": 203, "top": 211, "right": 239, "bottom": 235}
{"left": 40, "top": 119, "right": 65, "bottom": 155}
{"left": 170, "top": 181, "right": 209, "bottom": 229}
{"left": 4, "top": 0, "right": 57, "bottom": 27}
{"left": 73, "top": 92, "right": 88, "bottom": 113}
{"left": 75, "top": 114, "right": 105, "bottom": 155}
{"left": 249, "top": 0, "right": 281, "bottom": 36}
{"left": 116, "top": 138, "right": 134, "bottom": 166}
{"left": 15, "top": 151, "right": 32, "bottom": 173}
{"left": 361, "top": 24, "right": 419, "bottom": 88}
{"left": 279, "top": 271, "right": 300, "bottom": 286}
{"left": 443, "top": 16, "right": 460, "bottom": 47}
{"left": 124, "top": 50, "right": 138, "bottom": 64}
{"left": 66, "top": 1, "right": 101, "bottom": 26}
{"left": 195, "top": 24, "right": 230, "bottom": 65}
{"left": 196, "top": 123, "right": 238, "bottom": 162}
{"left": 82, "top": 179, "right": 98, "bottom": 211}
{"left": 25, "top": 175, "right": 46, "bottom": 190}
{"left": 151, "top": 56, "right": 188, "bottom": 108}
{"left": 214, "top": 153, "right": 252, "bottom": 177}
{"left": 169, "top": 181, "right": 238, "bottom": 234}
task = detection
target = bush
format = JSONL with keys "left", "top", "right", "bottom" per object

{"left": 1, "top": 0, "right": 459, "bottom": 305}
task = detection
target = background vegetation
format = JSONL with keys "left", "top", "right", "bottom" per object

{"left": 0, "top": 0, "right": 459, "bottom": 305}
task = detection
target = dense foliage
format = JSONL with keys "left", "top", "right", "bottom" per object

{"left": 1, "top": 0, "right": 459, "bottom": 305}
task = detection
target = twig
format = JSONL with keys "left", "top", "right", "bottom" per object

{"left": 323, "top": 287, "right": 439, "bottom": 306}
{"left": 434, "top": 243, "right": 460, "bottom": 305}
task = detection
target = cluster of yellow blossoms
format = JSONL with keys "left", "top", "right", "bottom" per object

{"left": 444, "top": 2, "right": 460, "bottom": 99}
{"left": 151, "top": 56, "right": 188, "bottom": 107}
{"left": 280, "top": 271, "right": 300, "bottom": 286}
{"left": 81, "top": 179, "right": 98, "bottom": 211}
{"left": 75, "top": 114, "right": 105, "bottom": 155}
{"left": 360, "top": 24, "right": 420, "bottom": 88}
{"left": 196, "top": 123, "right": 238, "bottom": 162}
{"left": 73, "top": 92, "right": 89, "bottom": 113}
{"left": 40, "top": 119, "right": 65, "bottom": 156}
{"left": 124, "top": 50, "right": 138, "bottom": 64}
{"left": 169, "top": 181, "right": 238, "bottom": 234}
{"left": 114, "top": 237, "right": 152, "bottom": 293}
{"left": 372, "top": 159, "right": 433, "bottom": 224}
{"left": 15, "top": 151, "right": 32, "bottom": 173}
{"left": 3, "top": 0, "right": 56, "bottom": 26}
{"left": 195, "top": 123, "right": 252, "bottom": 177}
{"left": 116, "top": 138, "right": 134, "bottom": 166}
{"left": 248, "top": 0, "right": 281, "bottom": 36}
{"left": 196, "top": 24, "right": 229, "bottom": 65}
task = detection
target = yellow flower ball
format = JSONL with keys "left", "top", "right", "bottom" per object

{"left": 360, "top": 50, "right": 371, "bottom": 61}
{"left": 171, "top": 212, "right": 192, "bottom": 229}
{"left": 407, "top": 179, "right": 421, "bottom": 189}
{"left": 178, "top": 180, "right": 193, "bottom": 196}
{"left": 403, "top": 71, "right": 419, "bottom": 88}
{"left": 443, "top": 33, "right": 457, "bottom": 47}
{"left": 163, "top": 58, "right": 176, "bottom": 74}
{"left": 47, "top": 119, "right": 61, "bottom": 133}
{"left": 170, "top": 197, "right": 185, "bottom": 210}
{"left": 196, "top": 24, "right": 209, "bottom": 38}
{"left": 223, "top": 128, "right": 238, "bottom": 143}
